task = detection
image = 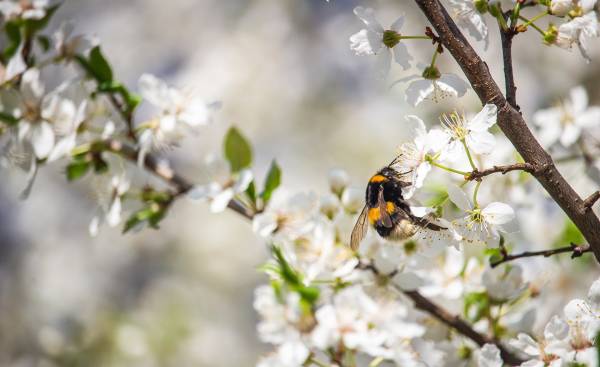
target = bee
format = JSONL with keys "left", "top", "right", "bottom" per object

{"left": 350, "top": 161, "right": 445, "bottom": 251}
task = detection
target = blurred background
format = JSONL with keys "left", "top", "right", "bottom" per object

{"left": 1, "top": 0, "right": 599, "bottom": 366}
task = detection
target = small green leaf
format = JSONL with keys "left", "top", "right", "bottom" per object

{"left": 66, "top": 161, "right": 90, "bottom": 181}
{"left": 0, "top": 112, "right": 19, "bottom": 125}
{"left": 246, "top": 180, "right": 257, "bottom": 205}
{"left": 123, "top": 208, "right": 154, "bottom": 233}
{"left": 3, "top": 21, "right": 22, "bottom": 60}
{"left": 297, "top": 285, "right": 320, "bottom": 304}
{"left": 23, "top": 5, "right": 60, "bottom": 34}
{"left": 88, "top": 46, "right": 113, "bottom": 83}
{"left": 553, "top": 219, "right": 585, "bottom": 249}
{"left": 224, "top": 127, "right": 252, "bottom": 172}
{"left": 36, "top": 35, "right": 51, "bottom": 52}
{"left": 260, "top": 160, "right": 281, "bottom": 204}
{"left": 463, "top": 291, "right": 490, "bottom": 323}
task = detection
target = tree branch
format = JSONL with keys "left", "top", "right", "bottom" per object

{"left": 413, "top": 0, "right": 600, "bottom": 263}
{"left": 101, "top": 139, "right": 255, "bottom": 219}
{"left": 583, "top": 191, "right": 600, "bottom": 210}
{"left": 500, "top": 16, "right": 518, "bottom": 109}
{"left": 466, "top": 163, "right": 535, "bottom": 181}
{"left": 491, "top": 243, "right": 591, "bottom": 268}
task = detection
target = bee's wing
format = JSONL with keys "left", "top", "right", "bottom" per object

{"left": 350, "top": 205, "right": 369, "bottom": 251}
{"left": 377, "top": 187, "right": 393, "bottom": 228}
{"left": 410, "top": 213, "right": 446, "bottom": 231}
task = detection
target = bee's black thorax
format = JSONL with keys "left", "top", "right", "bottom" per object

{"left": 365, "top": 167, "right": 412, "bottom": 237}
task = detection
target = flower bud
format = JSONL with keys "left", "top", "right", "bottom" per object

{"left": 328, "top": 168, "right": 349, "bottom": 195}
{"left": 549, "top": 0, "right": 574, "bottom": 16}
{"left": 341, "top": 187, "right": 363, "bottom": 213}
{"left": 474, "top": 0, "right": 488, "bottom": 14}
{"left": 320, "top": 193, "right": 340, "bottom": 219}
{"left": 543, "top": 24, "right": 558, "bottom": 45}
{"left": 421, "top": 65, "right": 441, "bottom": 80}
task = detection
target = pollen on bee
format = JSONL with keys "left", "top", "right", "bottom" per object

{"left": 369, "top": 175, "right": 387, "bottom": 183}
{"left": 368, "top": 208, "right": 381, "bottom": 223}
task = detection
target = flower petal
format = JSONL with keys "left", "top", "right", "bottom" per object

{"left": 466, "top": 130, "right": 496, "bottom": 155}
{"left": 468, "top": 104, "right": 497, "bottom": 132}
{"left": 446, "top": 184, "right": 471, "bottom": 211}
{"left": 406, "top": 79, "right": 434, "bottom": 107}
{"left": 392, "top": 42, "right": 412, "bottom": 70}
{"left": 31, "top": 121, "right": 55, "bottom": 159}
{"left": 482, "top": 202, "right": 515, "bottom": 225}
{"left": 353, "top": 6, "right": 384, "bottom": 34}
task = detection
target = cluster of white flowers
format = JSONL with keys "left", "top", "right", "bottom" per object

{"left": 2, "top": 1, "right": 600, "bottom": 366}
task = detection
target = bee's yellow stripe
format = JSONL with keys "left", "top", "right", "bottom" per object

{"left": 368, "top": 202, "right": 395, "bottom": 224}
{"left": 369, "top": 175, "right": 387, "bottom": 183}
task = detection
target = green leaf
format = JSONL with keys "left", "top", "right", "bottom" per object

{"left": 596, "top": 331, "right": 600, "bottom": 367}
{"left": 3, "top": 21, "right": 22, "bottom": 61}
{"left": 23, "top": 5, "right": 60, "bottom": 35}
{"left": 463, "top": 291, "right": 490, "bottom": 322}
{"left": 297, "top": 285, "right": 320, "bottom": 304}
{"left": 0, "top": 112, "right": 19, "bottom": 125}
{"left": 224, "top": 127, "right": 252, "bottom": 172}
{"left": 88, "top": 46, "right": 113, "bottom": 83}
{"left": 93, "top": 156, "right": 109, "bottom": 174}
{"left": 260, "top": 160, "right": 281, "bottom": 204}
{"left": 246, "top": 180, "right": 257, "bottom": 205}
{"left": 553, "top": 219, "right": 585, "bottom": 248}
{"left": 123, "top": 208, "right": 154, "bottom": 233}
{"left": 36, "top": 35, "right": 51, "bottom": 52}
{"left": 66, "top": 161, "right": 90, "bottom": 181}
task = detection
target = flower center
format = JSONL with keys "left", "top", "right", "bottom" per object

{"left": 441, "top": 111, "right": 468, "bottom": 141}
{"left": 382, "top": 30, "right": 401, "bottom": 48}
{"left": 421, "top": 65, "right": 441, "bottom": 80}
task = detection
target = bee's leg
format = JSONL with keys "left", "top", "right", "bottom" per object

{"left": 412, "top": 214, "right": 446, "bottom": 231}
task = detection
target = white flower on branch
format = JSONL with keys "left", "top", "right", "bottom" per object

{"left": 349, "top": 6, "right": 413, "bottom": 78}
{"left": 441, "top": 104, "right": 498, "bottom": 160}
{"left": 482, "top": 265, "right": 527, "bottom": 302}
{"left": 187, "top": 155, "right": 253, "bottom": 213}
{"left": 533, "top": 86, "right": 600, "bottom": 148}
{"left": 89, "top": 175, "right": 131, "bottom": 236}
{"left": 550, "top": 0, "right": 575, "bottom": 16}
{"left": 137, "top": 73, "right": 218, "bottom": 163}
{"left": 395, "top": 65, "right": 469, "bottom": 107}
{"left": 53, "top": 22, "right": 97, "bottom": 60}
{"left": 477, "top": 344, "right": 503, "bottom": 367}
{"left": 447, "top": 185, "right": 515, "bottom": 245}
{"left": 555, "top": 12, "right": 599, "bottom": 62}
{"left": 0, "top": 0, "right": 54, "bottom": 20}
{"left": 448, "top": 0, "right": 490, "bottom": 49}
{"left": 393, "top": 115, "right": 449, "bottom": 199}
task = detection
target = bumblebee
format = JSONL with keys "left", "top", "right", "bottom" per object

{"left": 350, "top": 164, "right": 445, "bottom": 251}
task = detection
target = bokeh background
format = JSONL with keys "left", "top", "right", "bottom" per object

{"left": 1, "top": 0, "right": 600, "bottom": 366}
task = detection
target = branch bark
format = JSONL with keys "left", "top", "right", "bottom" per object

{"left": 413, "top": 0, "right": 600, "bottom": 263}
{"left": 466, "top": 163, "right": 535, "bottom": 181}
{"left": 490, "top": 243, "right": 591, "bottom": 268}
{"left": 102, "top": 139, "right": 255, "bottom": 219}
{"left": 499, "top": 23, "right": 518, "bottom": 109}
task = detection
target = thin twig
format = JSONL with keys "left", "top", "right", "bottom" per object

{"left": 466, "top": 163, "right": 535, "bottom": 181}
{"left": 491, "top": 243, "right": 591, "bottom": 268}
{"left": 413, "top": 0, "right": 600, "bottom": 263}
{"left": 101, "top": 139, "right": 255, "bottom": 219}
{"left": 499, "top": 15, "right": 518, "bottom": 110}
{"left": 583, "top": 191, "right": 600, "bottom": 210}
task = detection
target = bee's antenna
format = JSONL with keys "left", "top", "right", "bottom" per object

{"left": 387, "top": 154, "right": 402, "bottom": 167}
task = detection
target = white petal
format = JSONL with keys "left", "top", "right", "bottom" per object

{"left": 468, "top": 104, "right": 497, "bottom": 131}
{"left": 404, "top": 115, "right": 427, "bottom": 139}
{"left": 588, "top": 278, "right": 600, "bottom": 308}
{"left": 466, "top": 130, "right": 496, "bottom": 155}
{"left": 477, "top": 344, "right": 503, "bottom": 367}
{"left": 31, "top": 122, "right": 55, "bottom": 159}
{"left": 390, "top": 15, "right": 405, "bottom": 31}
{"left": 424, "top": 128, "right": 451, "bottom": 153}
{"left": 19, "top": 158, "right": 38, "bottom": 200}
{"left": 20, "top": 68, "right": 45, "bottom": 103}
{"left": 252, "top": 212, "right": 279, "bottom": 237}
{"left": 106, "top": 198, "right": 122, "bottom": 227}
{"left": 482, "top": 202, "right": 515, "bottom": 225}
{"left": 349, "top": 29, "right": 382, "bottom": 56}
{"left": 576, "top": 107, "right": 600, "bottom": 128}
{"left": 413, "top": 161, "right": 431, "bottom": 188}
{"left": 374, "top": 49, "right": 392, "bottom": 79}
{"left": 570, "top": 86, "right": 588, "bottom": 113}
{"left": 559, "top": 124, "right": 581, "bottom": 147}
{"left": 233, "top": 169, "right": 253, "bottom": 193}
{"left": 138, "top": 73, "right": 169, "bottom": 108}
{"left": 406, "top": 79, "right": 434, "bottom": 107}
{"left": 210, "top": 189, "right": 234, "bottom": 213}
{"left": 5, "top": 46, "right": 26, "bottom": 81}
{"left": 89, "top": 216, "right": 101, "bottom": 237}
{"left": 353, "top": 6, "right": 384, "bottom": 34}
{"left": 47, "top": 133, "right": 76, "bottom": 162}
{"left": 446, "top": 184, "right": 471, "bottom": 211}
{"left": 437, "top": 73, "right": 469, "bottom": 97}
{"left": 544, "top": 315, "right": 569, "bottom": 341}
{"left": 392, "top": 42, "right": 412, "bottom": 70}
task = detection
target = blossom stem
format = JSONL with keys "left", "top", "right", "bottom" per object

{"left": 460, "top": 139, "right": 477, "bottom": 171}
{"left": 307, "top": 357, "right": 329, "bottom": 367}
{"left": 429, "top": 47, "right": 440, "bottom": 67}
{"left": 368, "top": 357, "right": 385, "bottom": 367}
{"left": 522, "top": 10, "right": 549, "bottom": 27}
{"left": 517, "top": 15, "right": 546, "bottom": 36}
{"left": 399, "top": 35, "right": 431, "bottom": 40}
{"left": 472, "top": 181, "right": 481, "bottom": 209}
{"left": 429, "top": 160, "right": 469, "bottom": 176}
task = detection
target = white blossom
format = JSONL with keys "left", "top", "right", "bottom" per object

{"left": 534, "top": 86, "right": 600, "bottom": 147}
{"left": 448, "top": 0, "right": 490, "bottom": 49}
{"left": 349, "top": 6, "right": 413, "bottom": 78}
{"left": 555, "top": 11, "right": 599, "bottom": 62}
{"left": 396, "top": 68, "right": 469, "bottom": 107}
{"left": 477, "top": 344, "right": 503, "bottom": 367}
{"left": 89, "top": 175, "right": 130, "bottom": 236}
{"left": 441, "top": 104, "right": 498, "bottom": 160}
{"left": 482, "top": 265, "right": 527, "bottom": 302}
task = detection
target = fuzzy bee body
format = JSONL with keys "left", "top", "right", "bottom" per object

{"left": 350, "top": 166, "right": 444, "bottom": 251}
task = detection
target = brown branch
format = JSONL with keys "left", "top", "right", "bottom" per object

{"left": 499, "top": 16, "right": 518, "bottom": 109}
{"left": 490, "top": 243, "right": 591, "bottom": 268}
{"left": 583, "top": 191, "right": 600, "bottom": 210}
{"left": 414, "top": 0, "right": 600, "bottom": 263}
{"left": 101, "top": 139, "right": 255, "bottom": 219}
{"left": 466, "top": 163, "right": 535, "bottom": 181}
